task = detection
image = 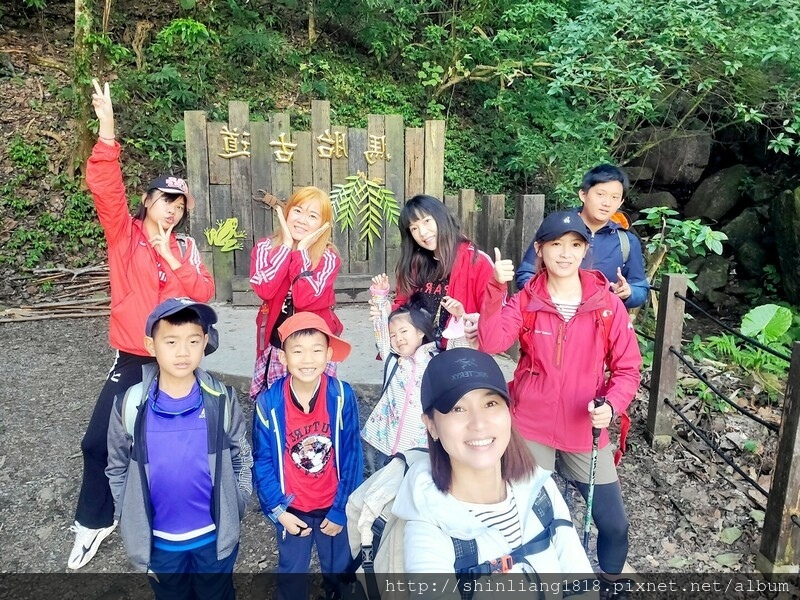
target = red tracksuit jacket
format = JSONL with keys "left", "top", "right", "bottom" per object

{"left": 249, "top": 237, "right": 342, "bottom": 354}
{"left": 86, "top": 142, "right": 215, "bottom": 356}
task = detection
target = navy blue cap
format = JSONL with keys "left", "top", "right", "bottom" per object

{"left": 535, "top": 211, "right": 591, "bottom": 244}
{"left": 145, "top": 298, "right": 218, "bottom": 355}
{"left": 421, "top": 348, "right": 510, "bottom": 413}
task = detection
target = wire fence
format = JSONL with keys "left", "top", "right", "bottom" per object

{"left": 645, "top": 274, "right": 799, "bottom": 572}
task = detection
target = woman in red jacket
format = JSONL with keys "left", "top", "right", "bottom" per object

{"left": 249, "top": 186, "right": 342, "bottom": 398}
{"left": 478, "top": 211, "right": 641, "bottom": 598}
{"left": 69, "top": 80, "right": 215, "bottom": 570}
{"left": 393, "top": 195, "right": 494, "bottom": 349}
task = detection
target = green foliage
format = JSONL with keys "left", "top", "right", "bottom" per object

{"left": 741, "top": 304, "right": 793, "bottom": 344}
{"left": 634, "top": 207, "right": 728, "bottom": 291}
{"left": 331, "top": 173, "right": 400, "bottom": 248}
{"left": 745, "top": 264, "right": 782, "bottom": 304}
{"left": 1, "top": 178, "right": 104, "bottom": 269}
{"left": 312, "top": 0, "right": 800, "bottom": 199}
{"left": 684, "top": 304, "right": 796, "bottom": 405}
{"left": 7, "top": 136, "right": 47, "bottom": 173}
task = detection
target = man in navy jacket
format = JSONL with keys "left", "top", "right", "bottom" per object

{"left": 516, "top": 164, "right": 649, "bottom": 309}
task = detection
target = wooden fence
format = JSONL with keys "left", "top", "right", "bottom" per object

{"left": 185, "top": 100, "right": 446, "bottom": 302}
{"left": 184, "top": 99, "right": 546, "bottom": 305}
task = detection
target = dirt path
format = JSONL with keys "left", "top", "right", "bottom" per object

{"left": 0, "top": 317, "right": 778, "bottom": 586}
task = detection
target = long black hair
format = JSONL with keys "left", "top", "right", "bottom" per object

{"left": 396, "top": 195, "right": 468, "bottom": 296}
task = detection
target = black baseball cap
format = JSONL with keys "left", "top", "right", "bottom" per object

{"left": 535, "top": 211, "right": 591, "bottom": 244}
{"left": 147, "top": 175, "right": 196, "bottom": 210}
{"left": 145, "top": 298, "right": 219, "bottom": 355}
{"left": 421, "top": 348, "right": 511, "bottom": 413}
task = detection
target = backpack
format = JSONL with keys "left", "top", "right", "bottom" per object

{"left": 343, "top": 449, "right": 572, "bottom": 600}
{"left": 121, "top": 376, "right": 233, "bottom": 440}
{"left": 380, "top": 354, "right": 400, "bottom": 399}
{"left": 609, "top": 211, "right": 631, "bottom": 264}
{"left": 520, "top": 291, "right": 631, "bottom": 466}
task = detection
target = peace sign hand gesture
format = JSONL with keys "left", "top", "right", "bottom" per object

{"left": 91, "top": 78, "right": 116, "bottom": 143}
{"left": 149, "top": 221, "right": 176, "bottom": 261}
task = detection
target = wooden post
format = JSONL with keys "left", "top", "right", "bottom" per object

{"left": 228, "top": 101, "right": 252, "bottom": 278}
{"left": 367, "top": 114, "right": 386, "bottom": 276}
{"left": 646, "top": 274, "right": 687, "bottom": 448}
{"left": 347, "top": 128, "right": 369, "bottom": 274}
{"left": 384, "top": 114, "right": 404, "bottom": 284}
{"left": 405, "top": 128, "right": 424, "bottom": 200}
{"left": 757, "top": 342, "right": 800, "bottom": 576}
{"left": 515, "top": 194, "right": 544, "bottom": 290}
{"left": 250, "top": 119, "right": 273, "bottom": 241}
{"left": 311, "top": 100, "right": 332, "bottom": 192}
{"left": 423, "top": 120, "right": 445, "bottom": 200}
{"left": 459, "top": 189, "right": 476, "bottom": 241}
{"left": 184, "top": 111, "right": 212, "bottom": 274}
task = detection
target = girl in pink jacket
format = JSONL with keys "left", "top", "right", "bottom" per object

{"left": 478, "top": 211, "right": 641, "bottom": 599}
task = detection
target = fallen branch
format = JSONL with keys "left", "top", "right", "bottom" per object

{"left": 0, "top": 311, "right": 109, "bottom": 323}
{"left": 26, "top": 52, "right": 70, "bottom": 74}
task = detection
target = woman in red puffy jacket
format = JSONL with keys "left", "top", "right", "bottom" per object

{"left": 68, "top": 79, "right": 215, "bottom": 570}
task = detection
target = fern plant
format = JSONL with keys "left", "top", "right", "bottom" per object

{"left": 330, "top": 172, "right": 400, "bottom": 248}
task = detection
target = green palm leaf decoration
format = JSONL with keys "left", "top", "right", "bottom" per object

{"left": 330, "top": 171, "right": 400, "bottom": 248}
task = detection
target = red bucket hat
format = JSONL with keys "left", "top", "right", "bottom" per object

{"left": 278, "top": 312, "right": 351, "bottom": 362}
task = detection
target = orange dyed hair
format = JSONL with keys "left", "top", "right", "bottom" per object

{"left": 272, "top": 186, "right": 338, "bottom": 268}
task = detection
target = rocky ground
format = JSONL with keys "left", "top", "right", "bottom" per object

{"left": 0, "top": 316, "right": 795, "bottom": 598}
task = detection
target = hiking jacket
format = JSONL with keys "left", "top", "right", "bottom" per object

{"left": 106, "top": 365, "right": 253, "bottom": 571}
{"left": 86, "top": 141, "right": 215, "bottom": 356}
{"left": 252, "top": 374, "right": 363, "bottom": 526}
{"left": 515, "top": 208, "right": 648, "bottom": 309}
{"left": 249, "top": 237, "right": 343, "bottom": 354}
{"left": 478, "top": 270, "right": 641, "bottom": 452}
{"left": 394, "top": 241, "right": 495, "bottom": 344}
{"left": 393, "top": 458, "right": 593, "bottom": 590}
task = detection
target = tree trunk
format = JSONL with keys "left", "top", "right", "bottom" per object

{"left": 307, "top": 0, "right": 317, "bottom": 45}
{"left": 71, "top": 0, "right": 94, "bottom": 179}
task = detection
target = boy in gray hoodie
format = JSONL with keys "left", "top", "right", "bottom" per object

{"left": 106, "top": 298, "right": 252, "bottom": 599}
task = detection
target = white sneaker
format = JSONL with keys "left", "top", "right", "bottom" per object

{"left": 67, "top": 520, "right": 117, "bottom": 570}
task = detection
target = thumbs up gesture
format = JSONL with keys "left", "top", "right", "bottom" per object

{"left": 493, "top": 247, "right": 515, "bottom": 285}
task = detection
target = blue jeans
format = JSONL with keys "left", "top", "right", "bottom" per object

{"left": 276, "top": 512, "right": 351, "bottom": 600}
{"left": 148, "top": 541, "right": 238, "bottom": 600}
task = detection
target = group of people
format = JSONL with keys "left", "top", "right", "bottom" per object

{"left": 68, "top": 79, "right": 647, "bottom": 600}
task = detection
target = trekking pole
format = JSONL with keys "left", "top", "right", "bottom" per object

{"left": 583, "top": 397, "right": 606, "bottom": 552}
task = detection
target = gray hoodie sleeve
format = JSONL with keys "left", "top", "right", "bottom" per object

{"left": 227, "top": 388, "right": 254, "bottom": 514}
{"left": 105, "top": 393, "right": 132, "bottom": 521}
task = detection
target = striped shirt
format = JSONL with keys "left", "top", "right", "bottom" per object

{"left": 462, "top": 485, "right": 523, "bottom": 550}
{"left": 553, "top": 299, "right": 580, "bottom": 323}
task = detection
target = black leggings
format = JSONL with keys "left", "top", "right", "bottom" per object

{"left": 74, "top": 351, "right": 155, "bottom": 528}
{"left": 571, "top": 479, "right": 630, "bottom": 574}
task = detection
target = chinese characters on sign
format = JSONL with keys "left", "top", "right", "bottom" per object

{"left": 218, "top": 127, "right": 393, "bottom": 165}
{"left": 270, "top": 133, "right": 297, "bottom": 163}
{"left": 218, "top": 126, "right": 251, "bottom": 158}
{"left": 316, "top": 129, "right": 348, "bottom": 159}
{"left": 364, "top": 135, "right": 391, "bottom": 165}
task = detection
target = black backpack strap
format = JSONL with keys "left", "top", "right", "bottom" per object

{"left": 456, "top": 487, "right": 573, "bottom": 578}
{"left": 380, "top": 354, "right": 400, "bottom": 398}
{"left": 452, "top": 537, "right": 479, "bottom": 600}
